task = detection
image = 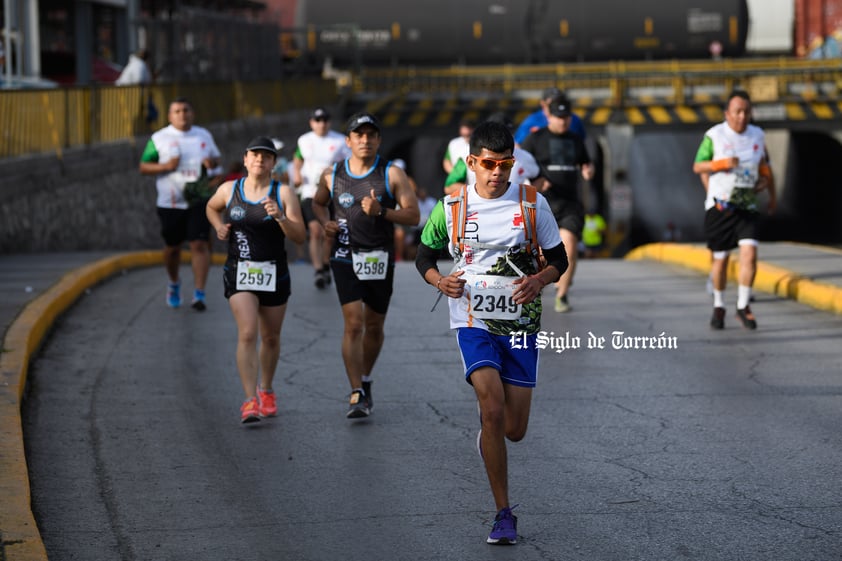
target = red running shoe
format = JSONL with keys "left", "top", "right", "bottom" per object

{"left": 240, "top": 397, "right": 261, "bottom": 424}
{"left": 257, "top": 388, "right": 277, "bottom": 417}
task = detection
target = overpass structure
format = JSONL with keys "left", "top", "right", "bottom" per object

{"left": 342, "top": 58, "right": 842, "bottom": 129}
{"left": 336, "top": 59, "right": 842, "bottom": 251}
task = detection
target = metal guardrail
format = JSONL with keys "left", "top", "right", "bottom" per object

{"left": 4, "top": 58, "right": 841, "bottom": 159}
{"left": 348, "top": 57, "right": 842, "bottom": 106}
{"left": 0, "top": 78, "right": 337, "bottom": 160}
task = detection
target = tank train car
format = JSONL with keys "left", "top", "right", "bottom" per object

{"left": 292, "top": 0, "right": 749, "bottom": 66}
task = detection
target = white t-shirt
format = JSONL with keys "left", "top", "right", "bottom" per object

{"left": 439, "top": 183, "right": 561, "bottom": 334}
{"left": 295, "top": 130, "right": 350, "bottom": 199}
{"left": 143, "top": 125, "right": 222, "bottom": 209}
{"left": 702, "top": 122, "right": 766, "bottom": 211}
{"left": 445, "top": 136, "right": 470, "bottom": 168}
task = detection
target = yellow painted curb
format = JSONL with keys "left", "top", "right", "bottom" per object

{"left": 626, "top": 242, "right": 710, "bottom": 274}
{"left": 626, "top": 242, "right": 842, "bottom": 315}
{"left": 0, "top": 250, "right": 225, "bottom": 561}
{"left": 0, "top": 252, "right": 158, "bottom": 561}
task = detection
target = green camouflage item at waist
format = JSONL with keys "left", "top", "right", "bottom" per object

{"left": 727, "top": 188, "right": 759, "bottom": 212}
{"left": 183, "top": 176, "right": 216, "bottom": 207}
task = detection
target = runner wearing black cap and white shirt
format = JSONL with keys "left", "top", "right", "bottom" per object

{"left": 312, "top": 112, "right": 420, "bottom": 418}
{"left": 139, "top": 97, "right": 223, "bottom": 311}
{"left": 292, "top": 107, "right": 351, "bottom": 288}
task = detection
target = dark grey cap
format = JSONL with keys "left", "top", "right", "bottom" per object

{"left": 245, "top": 136, "right": 278, "bottom": 156}
{"left": 345, "top": 112, "right": 381, "bottom": 135}
{"left": 547, "top": 96, "right": 572, "bottom": 118}
{"left": 311, "top": 107, "right": 330, "bottom": 120}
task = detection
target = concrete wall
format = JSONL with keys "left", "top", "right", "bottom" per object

{"left": 0, "top": 111, "right": 314, "bottom": 253}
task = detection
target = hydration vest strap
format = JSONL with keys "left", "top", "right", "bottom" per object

{"left": 445, "top": 185, "right": 467, "bottom": 259}
{"left": 447, "top": 183, "right": 543, "bottom": 270}
{"left": 519, "top": 184, "right": 544, "bottom": 270}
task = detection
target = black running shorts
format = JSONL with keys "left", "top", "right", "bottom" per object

{"left": 330, "top": 258, "right": 394, "bottom": 314}
{"left": 223, "top": 264, "right": 291, "bottom": 307}
{"left": 704, "top": 207, "right": 759, "bottom": 252}
{"left": 157, "top": 205, "right": 211, "bottom": 246}
{"left": 550, "top": 199, "right": 585, "bottom": 240}
{"left": 300, "top": 198, "right": 318, "bottom": 225}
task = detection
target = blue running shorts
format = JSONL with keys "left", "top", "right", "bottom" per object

{"left": 456, "top": 327, "right": 539, "bottom": 388}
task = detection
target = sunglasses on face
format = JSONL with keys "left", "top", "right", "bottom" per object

{"left": 313, "top": 117, "right": 328, "bottom": 123}
{"left": 472, "top": 156, "right": 516, "bottom": 171}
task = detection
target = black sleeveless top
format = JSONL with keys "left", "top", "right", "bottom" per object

{"left": 223, "top": 178, "right": 288, "bottom": 268}
{"left": 330, "top": 155, "right": 396, "bottom": 258}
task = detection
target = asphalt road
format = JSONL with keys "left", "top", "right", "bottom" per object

{"left": 22, "top": 260, "right": 842, "bottom": 561}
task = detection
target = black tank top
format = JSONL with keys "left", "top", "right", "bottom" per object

{"left": 224, "top": 178, "right": 288, "bottom": 267}
{"left": 330, "top": 155, "right": 396, "bottom": 255}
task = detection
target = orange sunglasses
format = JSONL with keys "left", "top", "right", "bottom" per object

{"left": 471, "top": 156, "right": 516, "bottom": 171}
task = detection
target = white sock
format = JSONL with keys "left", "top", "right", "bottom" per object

{"left": 737, "top": 285, "right": 751, "bottom": 309}
{"left": 361, "top": 375, "right": 372, "bottom": 384}
{"left": 713, "top": 290, "right": 725, "bottom": 308}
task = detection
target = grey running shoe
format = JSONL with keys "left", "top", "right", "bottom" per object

{"left": 362, "top": 380, "right": 373, "bottom": 412}
{"left": 346, "top": 390, "right": 370, "bottom": 419}
{"left": 554, "top": 294, "right": 570, "bottom": 313}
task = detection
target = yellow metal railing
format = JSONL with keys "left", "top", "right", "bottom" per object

{"left": 351, "top": 58, "right": 842, "bottom": 107}
{"left": 0, "top": 77, "right": 337, "bottom": 160}
{"left": 4, "top": 59, "right": 841, "bottom": 159}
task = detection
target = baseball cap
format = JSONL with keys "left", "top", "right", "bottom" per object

{"left": 245, "top": 136, "right": 278, "bottom": 156}
{"left": 542, "top": 87, "right": 562, "bottom": 102}
{"left": 548, "top": 96, "right": 572, "bottom": 118}
{"left": 345, "top": 112, "right": 381, "bottom": 135}
{"left": 311, "top": 107, "right": 330, "bottom": 121}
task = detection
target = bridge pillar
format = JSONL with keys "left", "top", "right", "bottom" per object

{"left": 602, "top": 124, "right": 635, "bottom": 255}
